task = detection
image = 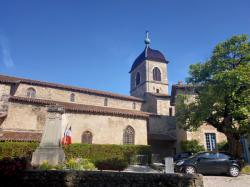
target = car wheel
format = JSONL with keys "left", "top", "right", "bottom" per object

{"left": 185, "top": 166, "right": 196, "bottom": 174}
{"left": 229, "top": 166, "right": 239, "bottom": 177}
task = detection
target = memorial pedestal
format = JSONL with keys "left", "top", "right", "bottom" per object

{"left": 31, "top": 105, "right": 65, "bottom": 166}
{"left": 31, "top": 147, "right": 65, "bottom": 166}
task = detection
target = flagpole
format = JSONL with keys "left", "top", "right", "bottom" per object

{"left": 62, "top": 123, "right": 69, "bottom": 145}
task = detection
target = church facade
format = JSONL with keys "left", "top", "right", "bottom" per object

{"left": 0, "top": 34, "right": 226, "bottom": 158}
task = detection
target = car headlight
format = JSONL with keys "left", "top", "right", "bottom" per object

{"left": 176, "top": 160, "right": 184, "bottom": 166}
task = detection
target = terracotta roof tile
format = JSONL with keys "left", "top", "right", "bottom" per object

{"left": 9, "top": 96, "right": 150, "bottom": 118}
{"left": 0, "top": 74, "right": 144, "bottom": 102}
{"left": 0, "top": 131, "right": 41, "bottom": 142}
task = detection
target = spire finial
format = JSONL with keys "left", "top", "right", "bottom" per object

{"left": 144, "top": 31, "right": 151, "bottom": 48}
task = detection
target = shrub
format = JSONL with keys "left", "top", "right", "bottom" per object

{"left": 65, "top": 158, "right": 96, "bottom": 170}
{"left": 64, "top": 144, "right": 151, "bottom": 165}
{"left": 217, "top": 141, "right": 229, "bottom": 151}
{"left": 0, "top": 142, "right": 39, "bottom": 160}
{"left": 79, "top": 158, "right": 96, "bottom": 170}
{"left": 0, "top": 142, "right": 151, "bottom": 171}
{"left": 0, "top": 157, "right": 28, "bottom": 176}
{"left": 181, "top": 140, "right": 205, "bottom": 153}
{"left": 39, "top": 161, "right": 54, "bottom": 170}
{"left": 95, "top": 157, "right": 128, "bottom": 171}
{"left": 65, "top": 158, "right": 80, "bottom": 170}
{"left": 241, "top": 165, "right": 250, "bottom": 174}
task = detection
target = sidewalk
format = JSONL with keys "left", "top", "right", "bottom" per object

{"left": 203, "top": 175, "right": 250, "bottom": 187}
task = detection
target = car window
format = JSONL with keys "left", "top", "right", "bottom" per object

{"left": 199, "top": 153, "right": 217, "bottom": 159}
{"left": 218, "top": 153, "right": 230, "bottom": 159}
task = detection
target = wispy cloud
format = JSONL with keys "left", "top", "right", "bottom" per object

{"left": 0, "top": 35, "right": 14, "bottom": 68}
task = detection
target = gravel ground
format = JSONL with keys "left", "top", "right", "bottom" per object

{"left": 203, "top": 174, "right": 250, "bottom": 187}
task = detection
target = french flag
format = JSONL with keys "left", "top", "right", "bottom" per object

{"left": 62, "top": 126, "right": 72, "bottom": 145}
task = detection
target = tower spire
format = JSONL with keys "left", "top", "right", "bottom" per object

{"left": 144, "top": 31, "right": 151, "bottom": 48}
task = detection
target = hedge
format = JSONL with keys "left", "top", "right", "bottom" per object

{"left": 0, "top": 142, "right": 151, "bottom": 165}
{"left": 64, "top": 144, "right": 151, "bottom": 164}
{"left": 0, "top": 142, "right": 39, "bottom": 160}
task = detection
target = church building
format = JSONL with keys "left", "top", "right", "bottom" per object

{"left": 0, "top": 33, "right": 226, "bottom": 158}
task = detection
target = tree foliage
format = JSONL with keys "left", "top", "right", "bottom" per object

{"left": 180, "top": 140, "right": 205, "bottom": 153}
{"left": 176, "top": 34, "right": 250, "bottom": 158}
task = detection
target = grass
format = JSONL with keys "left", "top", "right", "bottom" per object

{"left": 241, "top": 165, "right": 250, "bottom": 174}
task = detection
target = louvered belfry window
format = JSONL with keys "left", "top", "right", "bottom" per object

{"left": 81, "top": 131, "right": 93, "bottom": 144}
{"left": 123, "top": 126, "right": 135, "bottom": 145}
{"left": 153, "top": 67, "right": 161, "bottom": 81}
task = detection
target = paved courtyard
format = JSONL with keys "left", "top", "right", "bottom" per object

{"left": 203, "top": 174, "right": 250, "bottom": 187}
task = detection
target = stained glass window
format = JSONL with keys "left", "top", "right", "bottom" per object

{"left": 123, "top": 126, "right": 135, "bottom": 145}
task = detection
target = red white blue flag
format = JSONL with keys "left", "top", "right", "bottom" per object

{"left": 62, "top": 126, "right": 72, "bottom": 145}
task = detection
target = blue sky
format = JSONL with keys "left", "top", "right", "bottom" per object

{"left": 0, "top": 0, "right": 250, "bottom": 95}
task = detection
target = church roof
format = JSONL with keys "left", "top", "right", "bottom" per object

{"left": 9, "top": 96, "right": 150, "bottom": 119}
{"left": 0, "top": 131, "right": 42, "bottom": 142}
{"left": 0, "top": 74, "right": 143, "bottom": 102}
{"left": 130, "top": 47, "right": 168, "bottom": 73}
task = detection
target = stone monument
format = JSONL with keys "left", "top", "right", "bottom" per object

{"left": 165, "top": 157, "right": 174, "bottom": 173}
{"left": 31, "top": 105, "right": 65, "bottom": 166}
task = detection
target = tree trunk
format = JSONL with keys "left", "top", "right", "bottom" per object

{"left": 226, "top": 133, "right": 243, "bottom": 159}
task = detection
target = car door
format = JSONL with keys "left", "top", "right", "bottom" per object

{"left": 214, "top": 153, "right": 230, "bottom": 173}
{"left": 196, "top": 153, "right": 218, "bottom": 174}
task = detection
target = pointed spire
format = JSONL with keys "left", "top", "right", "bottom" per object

{"left": 144, "top": 31, "right": 151, "bottom": 58}
{"left": 144, "top": 31, "right": 151, "bottom": 48}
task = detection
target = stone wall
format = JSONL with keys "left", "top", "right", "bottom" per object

{"left": 130, "top": 60, "right": 168, "bottom": 97}
{"left": 146, "top": 60, "right": 168, "bottom": 94}
{"left": 0, "top": 84, "right": 11, "bottom": 111}
{"left": 63, "top": 113, "right": 148, "bottom": 145}
{"left": 1, "top": 102, "right": 47, "bottom": 131}
{"left": 14, "top": 83, "right": 142, "bottom": 111}
{"left": 2, "top": 101, "right": 148, "bottom": 145}
{"left": 176, "top": 124, "right": 227, "bottom": 152}
{"left": 0, "top": 170, "right": 204, "bottom": 187}
{"left": 186, "top": 124, "right": 227, "bottom": 148}
{"left": 149, "top": 116, "right": 176, "bottom": 135}
{"left": 156, "top": 98, "right": 171, "bottom": 115}
{"left": 130, "top": 61, "right": 147, "bottom": 97}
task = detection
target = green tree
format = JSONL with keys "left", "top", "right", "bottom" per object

{"left": 181, "top": 140, "right": 205, "bottom": 153}
{"left": 176, "top": 34, "right": 250, "bottom": 158}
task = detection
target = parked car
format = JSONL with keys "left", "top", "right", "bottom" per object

{"left": 175, "top": 152, "right": 241, "bottom": 177}
{"left": 174, "top": 152, "right": 193, "bottom": 162}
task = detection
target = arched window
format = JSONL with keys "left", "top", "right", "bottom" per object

{"left": 135, "top": 72, "right": 141, "bottom": 86}
{"left": 81, "top": 131, "right": 93, "bottom": 144}
{"left": 153, "top": 67, "right": 161, "bottom": 81}
{"left": 123, "top": 126, "right": 135, "bottom": 145}
{"left": 104, "top": 98, "right": 108, "bottom": 106}
{"left": 70, "top": 93, "right": 75, "bottom": 102}
{"left": 27, "top": 87, "right": 36, "bottom": 98}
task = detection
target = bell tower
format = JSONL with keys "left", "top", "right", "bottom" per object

{"left": 130, "top": 32, "right": 169, "bottom": 98}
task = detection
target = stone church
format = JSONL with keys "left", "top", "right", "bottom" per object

{"left": 0, "top": 33, "right": 226, "bottom": 158}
